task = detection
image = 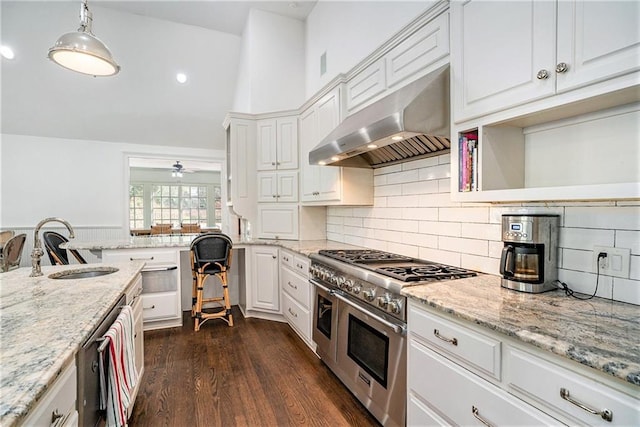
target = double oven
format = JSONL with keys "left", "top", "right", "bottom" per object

{"left": 309, "top": 249, "right": 476, "bottom": 427}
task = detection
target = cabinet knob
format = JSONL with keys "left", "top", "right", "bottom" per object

{"left": 272, "top": 194, "right": 277, "bottom": 198}
{"left": 556, "top": 62, "right": 569, "bottom": 73}
{"left": 272, "top": 255, "right": 277, "bottom": 259}
{"left": 536, "top": 69, "right": 549, "bottom": 80}
{"left": 271, "top": 162, "right": 276, "bottom": 166}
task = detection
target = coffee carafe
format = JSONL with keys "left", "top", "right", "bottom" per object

{"left": 500, "top": 214, "right": 559, "bottom": 293}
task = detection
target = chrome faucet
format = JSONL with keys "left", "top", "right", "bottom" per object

{"left": 30, "top": 217, "right": 75, "bottom": 277}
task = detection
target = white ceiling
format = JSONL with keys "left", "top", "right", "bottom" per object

{"left": 0, "top": 1, "right": 315, "bottom": 151}
{"left": 95, "top": 1, "right": 317, "bottom": 35}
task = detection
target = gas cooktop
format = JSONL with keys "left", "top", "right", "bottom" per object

{"left": 318, "top": 249, "right": 477, "bottom": 282}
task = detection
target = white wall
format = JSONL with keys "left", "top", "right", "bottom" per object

{"left": 304, "top": 1, "right": 431, "bottom": 97}
{"left": 327, "top": 154, "right": 640, "bottom": 306}
{"left": 232, "top": 9, "right": 305, "bottom": 113}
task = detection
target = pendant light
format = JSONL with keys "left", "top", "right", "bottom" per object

{"left": 48, "top": 0, "right": 120, "bottom": 76}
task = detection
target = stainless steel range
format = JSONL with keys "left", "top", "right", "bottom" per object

{"left": 309, "top": 249, "right": 477, "bottom": 427}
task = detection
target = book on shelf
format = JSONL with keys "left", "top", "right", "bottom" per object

{"left": 458, "top": 132, "right": 478, "bottom": 192}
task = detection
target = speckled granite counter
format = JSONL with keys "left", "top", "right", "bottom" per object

{"left": 0, "top": 262, "right": 145, "bottom": 427}
{"left": 62, "top": 236, "right": 365, "bottom": 257}
{"left": 402, "top": 274, "right": 640, "bottom": 387}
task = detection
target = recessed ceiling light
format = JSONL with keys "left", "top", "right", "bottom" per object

{"left": 318, "top": 161, "right": 326, "bottom": 166}
{"left": 176, "top": 72, "right": 187, "bottom": 84}
{"left": 1, "top": 45, "right": 15, "bottom": 60}
{"left": 331, "top": 156, "right": 340, "bottom": 161}
{"left": 367, "top": 144, "right": 378, "bottom": 149}
{"left": 391, "top": 135, "right": 404, "bottom": 141}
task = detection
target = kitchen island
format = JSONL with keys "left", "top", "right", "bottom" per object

{"left": 0, "top": 262, "right": 145, "bottom": 427}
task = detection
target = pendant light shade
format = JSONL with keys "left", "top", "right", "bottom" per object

{"left": 48, "top": 0, "right": 120, "bottom": 76}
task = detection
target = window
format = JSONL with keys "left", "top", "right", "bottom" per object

{"left": 129, "top": 182, "right": 220, "bottom": 230}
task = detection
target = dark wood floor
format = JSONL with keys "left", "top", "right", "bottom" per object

{"left": 129, "top": 307, "right": 380, "bottom": 426}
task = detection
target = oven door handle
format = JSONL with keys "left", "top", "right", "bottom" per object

{"left": 333, "top": 291, "right": 406, "bottom": 336}
{"left": 309, "top": 278, "right": 333, "bottom": 294}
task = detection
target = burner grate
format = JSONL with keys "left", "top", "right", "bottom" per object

{"left": 375, "top": 264, "right": 477, "bottom": 282}
{"left": 319, "top": 249, "right": 413, "bottom": 264}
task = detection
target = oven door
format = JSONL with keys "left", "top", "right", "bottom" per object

{"left": 335, "top": 293, "right": 406, "bottom": 427}
{"left": 310, "top": 279, "right": 338, "bottom": 368}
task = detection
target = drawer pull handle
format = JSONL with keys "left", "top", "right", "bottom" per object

{"left": 288, "top": 307, "right": 298, "bottom": 318}
{"left": 472, "top": 406, "right": 493, "bottom": 427}
{"left": 288, "top": 281, "right": 297, "bottom": 290}
{"left": 434, "top": 329, "right": 458, "bottom": 346}
{"left": 143, "top": 305, "right": 156, "bottom": 310}
{"left": 560, "top": 388, "right": 613, "bottom": 422}
{"left": 51, "top": 409, "right": 64, "bottom": 424}
{"left": 130, "top": 256, "right": 155, "bottom": 261}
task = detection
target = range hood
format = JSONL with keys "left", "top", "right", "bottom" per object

{"left": 309, "top": 64, "right": 450, "bottom": 168}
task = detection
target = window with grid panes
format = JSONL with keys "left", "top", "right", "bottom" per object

{"left": 129, "top": 184, "right": 145, "bottom": 229}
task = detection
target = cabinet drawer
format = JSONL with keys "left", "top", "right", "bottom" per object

{"left": 103, "top": 248, "right": 178, "bottom": 266}
{"left": 506, "top": 347, "right": 640, "bottom": 426}
{"left": 292, "top": 255, "right": 309, "bottom": 278}
{"left": 280, "top": 250, "right": 295, "bottom": 269}
{"left": 409, "top": 339, "right": 560, "bottom": 426}
{"left": 22, "top": 361, "right": 77, "bottom": 427}
{"left": 282, "top": 292, "right": 312, "bottom": 341}
{"left": 408, "top": 392, "right": 450, "bottom": 427}
{"left": 281, "top": 267, "right": 310, "bottom": 308}
{"left": 409, "top": 303, "right": 501, "bottom": 380}
{"left": 141, "top": 292, "right": 180, "bottom": 321}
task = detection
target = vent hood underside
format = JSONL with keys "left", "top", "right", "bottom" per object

{"left": 309, "top": 64, "right": 450, "bottom": 169}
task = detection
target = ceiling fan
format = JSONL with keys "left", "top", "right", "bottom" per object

{"left": 172, "top": 160, "right": 191, "bottom": 177}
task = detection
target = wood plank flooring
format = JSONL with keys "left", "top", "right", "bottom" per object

{"left": 129, "top": 307, "right": 380, "bottom": 427}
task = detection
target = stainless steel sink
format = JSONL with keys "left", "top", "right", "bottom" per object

{"left": 48, "top": 267, "right": 119, "bottom": 280}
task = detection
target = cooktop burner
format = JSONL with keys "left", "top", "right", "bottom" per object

{"left": 317, "top": 249, "right": 477, "bottom": 282}
{"left": 319, "top": 249, "right": 413, "bottom": 263}
{"left": 376, "top": 264, "right": 477, "bottom": 282}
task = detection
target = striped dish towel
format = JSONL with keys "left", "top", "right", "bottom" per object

{"left": 99, "top": 305, "right": 139, "bottom": 427}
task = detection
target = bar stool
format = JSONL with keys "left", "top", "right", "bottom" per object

{"left": 190, "top": 233, "right": 233, "bottom": 331}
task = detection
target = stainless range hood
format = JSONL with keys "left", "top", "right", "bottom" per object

{"left": 309, "top": 64, "right": 450, "bottom": 168}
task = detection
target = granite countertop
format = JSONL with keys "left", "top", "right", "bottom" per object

{"left": 402, "top": 274, "right": 640, "bottom": 387}
{"left": 0, "top": 262, "right": 145, "bottom": 427}
{"left": 62, "top": 236, "right": 365, "bottom": 256}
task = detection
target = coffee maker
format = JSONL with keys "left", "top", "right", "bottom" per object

{"left": 500, "top": 214, "right": 559, "bottom": 293}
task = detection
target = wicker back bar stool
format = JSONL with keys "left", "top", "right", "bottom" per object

{"left": 190, "top": 232, "right": 234, "bottom": 331}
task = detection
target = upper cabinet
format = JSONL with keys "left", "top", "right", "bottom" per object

{"left": 452, "top": 0, "right": 640, "bottom": 123}
{"left": 224, "top": 115, "right": 257, "bottom": 222}
{"left": 299, "top": 88, "right": 374, "bottom": 205}
{"left": 257, "top": 116, "right": 298, "bottom": 171}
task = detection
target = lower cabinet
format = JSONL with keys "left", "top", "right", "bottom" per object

{"left": 124, "top": 275, "right": 144, "bottom": 418}
{"left": 22, "top": 361, "right": 78, "bottom": 427}
{"left": 247, "top": 246, "right": 281, "bottom": 313}
{"left": 257, "top": 204, "right": 299, "bottom": 240}
{"left": 102, "top": 248, "right": 181, "bottom": 331}
{"left": 407, "top": 300, "right": 640, "bottom": 426}
{"left": 280, "top": 249, "right": 314, "bottom": 349}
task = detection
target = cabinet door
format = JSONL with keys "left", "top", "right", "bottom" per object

{"left": 257, "top": 119, "right": 277, "bottom": 171}
{"left": 251, "top": 247, "right": 280, "bottom": 312}
{"left": 312, "top": 89, "right": 342, "bottom": 201}
{"left": 276, "top": 171, "right": 298, "bottom": 203}
{"left": 556, "top": 0, "right": 640, "bottom": 93}
{"left": 276, "top": 117, "right": 299, "bottom": 170}
{"left": 258, "top": 171, "right": 277, "bottom": 202}
{"left": 227, "top": 118, "right": 257, "bottom": 219}
{"left": 257, "top": 204, "right": 299, "bottom": 240}
{"left": 451, "top": 0, "right": 556, "bottom": 122}
{"left": 299, "top": 106, "right": 321, "bottom": 201}
{"left": 346, "top": 58, "right": 386, "bottom": 113}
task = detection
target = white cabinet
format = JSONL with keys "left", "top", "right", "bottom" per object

{"left": 102, "top": 248, "right": 181, "bottom": 330}
{"left": 299, "top": 88, "right": 374, "bottom": 205}
{"left": 124, "top": 276, "right": 144, "bottom": 419}
{"left": 21, "top": 361, "right": 77, "bottom": 427}
{"left": 407, "top": 300, "right": 640, "bottom": 426}
{"left": 280, "top": 249, "right": 314, "bottom": 349}
{"left": 257, "top": 171, "right": 298, "bottom": 203}
{"left": 257, "top": 204, "right": 299, "bottom": 240}
{"left": 224, "top": 115, "right": 257, "bottom": 225}
{"left": 257, "top": 116, "right": 298, "bottom": 171}
{"left": 452, "top": 0, "right": 640, "bottom": 123}
{"left": 248, "top": 246, "right": 280, "bottom": 313}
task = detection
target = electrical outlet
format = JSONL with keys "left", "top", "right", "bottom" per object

{"left": 593, "top": 246, "right": 631, "bottom": 278}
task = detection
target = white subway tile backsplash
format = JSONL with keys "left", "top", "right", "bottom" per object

{"left": 375, "top": 184, "right": 402, "bottom": 197}
{"left": 419, "top": 164, "right": 450, "bottom": 181}
{"left": 439, "top": 236, "right": 488, "bottom": 256}
{"left": 562, "top": 249, "right": 594, "bottom": 273}
{"left": 419, "top": 193, "right": 460, "bottom": 208}
{"left": 612, "top": 278, "right": 640, "bottom": 305}
{"left": 374, "top": 164, "right": 402, "bottom": 175}
{"left": 461, "top": 254, "right": 499, "bottom": 275}
{"left": 558, "top": 270, "right": 613, "bottom": 299}
{"left": 387, "top": 169, "right": 420, "bottom": 184}
{"left": 343, "top": 225, "right": 365, "bottom": 237}
{"left": 326, "top": 232, "right": 344, "bottom": 242}
{"left": 402, "top": 232, "right": 437, "bottom": 248}
{"left": 387, "top": 195, "right": 421, "bottom": 207}
{"left": 418, "top": 247, "right": 461, "bottom": 266}
{"left": 373, "top": 197, "right": 388, "bottom": 207}
{"left": 565, "top": 206, "right": 640, "bottom": 230}
{"left": 438, "top": 179, "right": 450, "bottom": 193}
{"left": 559, "top": 228, "right": 614, "bottom": 250}
{"left": 616, "top": 230, "right": 640, "bottom": 255}
{"left": 402, "top": 180, "right": 439, "bottom": 195}
{"left": 363, "top": 218, "right": 388, "bottom": 229}
{"left": 344, "top": 235, "right": 365, "bottom": 247}
{"left": 387, "top": 242, "right": 419, "bottom": 258}
{"left": 387, "top": 219, "right": 420, "bottom": 233}
{"left": 438, "top": 153, "right": 450, "bottom": 165}
{"left": 439, "top": 207, "right": 489, "bottom": 223}
{"left": 326, "top": 223, "right": 343, "bottom": 234}
{"left": 461, "top": 223, "right": 501, "bottom": 241}
{"left": 419, "top": 221, "right": 461, "bottom": 237}
{"left": 352, "top": 207, "right": 373, "bottom": 218}
{"left": 343, "top": 217, "right": 363, "bottom": 227}
{"left": 327, "top": 215, "right": 344, "bottom": 225}
{"left": 373, "top": 174, "right": 387, "bottom": 186}
{"left": 402, "top": 207, "right": 438, "bottom": 221}
{"left": 371, "top": 207, "right": 403, "bottom": 219}
{"left": 488, "top": 241, "right": 503, "bottom": 259}
{"left": 630, "top": 255, "right": 639, "bottom": 280}
{"left": 402, "top": 156, "right": 439, "bottom": 171}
